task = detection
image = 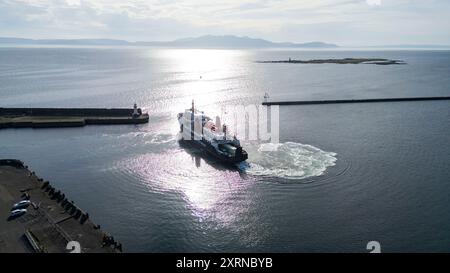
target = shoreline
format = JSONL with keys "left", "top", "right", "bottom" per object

{"left": 0, "top": 159, "right": 121, "bottom": 253}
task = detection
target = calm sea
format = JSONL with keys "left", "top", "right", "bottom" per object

{"left": 1, "top": 47, "right": 450, "bottom": 252}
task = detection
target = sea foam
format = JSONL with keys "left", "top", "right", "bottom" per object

{"left": 241, "top": 142, "right": 337, "bottom": 180}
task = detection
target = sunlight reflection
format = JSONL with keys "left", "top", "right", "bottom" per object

{"left": 119, "top": 150, "right": 254, "bottom": 226}
{"left": 156, "top": 49, "right": 247, "bottom": 112}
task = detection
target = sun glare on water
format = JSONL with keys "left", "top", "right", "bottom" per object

{"left": 157, "top": 49, "right": 247, "bottom": 113}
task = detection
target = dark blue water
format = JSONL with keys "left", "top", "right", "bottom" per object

{"left": 1, "top": 47, "right": 449, "bottom": 252}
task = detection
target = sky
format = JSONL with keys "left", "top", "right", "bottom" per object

{"left": 0, "top": 0, "right": 449, "bottom": 46}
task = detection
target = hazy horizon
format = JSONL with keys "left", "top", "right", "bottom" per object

{"left": 1, "top": 34, "right": 450, "bottom": 48}
{"left": 1, "top": 0, "right": 450, "bottom": 47}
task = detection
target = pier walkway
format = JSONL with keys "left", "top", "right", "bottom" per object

{"left": 0, "top": 107, "right": 149, "bottom": 129}
{"left": 0, "top": 159, "right": 120, "bottom": 253}
{"left": 262, "top": 96, "right": 450, "bottom": 106}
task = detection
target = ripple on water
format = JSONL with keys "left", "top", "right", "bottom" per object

{"left": 240, "top": 142, "right": 337, "bottom": 180}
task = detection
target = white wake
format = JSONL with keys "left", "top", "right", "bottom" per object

{"left": 239, "top": 142, "right": 337, "bottom": 180}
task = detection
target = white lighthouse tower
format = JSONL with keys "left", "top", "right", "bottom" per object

{"left": 132, "top": 103, "right": 139, "bottom": 118}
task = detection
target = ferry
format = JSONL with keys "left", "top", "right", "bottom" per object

{"left": 177, "top": 101, "right": 248, "bottom": 164}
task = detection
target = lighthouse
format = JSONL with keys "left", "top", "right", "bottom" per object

{"left": 132, "top": 103, "right": 139, "bottom": 118}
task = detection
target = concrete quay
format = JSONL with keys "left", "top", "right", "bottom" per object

{"left": 262, "top": 96, "right": 450, "bottom": 106}
{"left": 0, "top": 159, "right": 121, "bottom": 253}
{"left": 0, "top": 107, "right": 149, "bottom": 129}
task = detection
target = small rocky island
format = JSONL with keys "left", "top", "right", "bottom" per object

{"left": 257, "top": 58, "right": 406, "bottom": 65}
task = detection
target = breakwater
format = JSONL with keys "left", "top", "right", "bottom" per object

{"left": 0, "top": 107, "right": 149, "bottom": 129}
{"left": 262, "top": 96, "right": 450, "bottom": 106}
{"left": 0, "top": 159, "right": 121, "bottom": 253}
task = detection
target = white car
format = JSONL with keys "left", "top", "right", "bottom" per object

{"left": 12, "top": 200, "right": 31, "bottom": 209}
{"left": 10, "top": 209, "right": 27, "bottom": 217}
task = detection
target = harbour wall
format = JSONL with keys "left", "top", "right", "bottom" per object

{"left": 0, "top": 159, "right": 122, "bottom": 253}
{"left": 0, "top": 107, "right": 149, "bottom": 129}
{"left": 262, "top": 96, "right": 450, "bottom": 106}
{"left": 0, "top": 107, "right": 140, "bottom": 117}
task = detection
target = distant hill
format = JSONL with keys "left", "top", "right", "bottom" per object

{"left": 137, "top": 35, "right": 338, "bottom": 48}
{"left": 366, "top": 44, "right": 450, "bottom": 49}
{"left": 0, "top": 35, "right": 339, "bottom": 48}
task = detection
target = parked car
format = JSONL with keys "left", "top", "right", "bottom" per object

{"left": 10, "top": 209, "right": 27, "bottom": 217}
{"left": 12, "top": 200, "right": 31, "bottom": 210}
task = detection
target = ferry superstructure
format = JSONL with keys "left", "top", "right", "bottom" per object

{"left": 177, "top": 101, "right": 248, "bottom": 164}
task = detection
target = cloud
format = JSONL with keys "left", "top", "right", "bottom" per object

{"left": 0, "top": 0, "right": 449, "bottom": 45}
{"left": 366, "top": 0, "right": 381, "bottom": 6}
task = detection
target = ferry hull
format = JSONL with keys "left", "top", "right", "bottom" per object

{"left": 179, "top": 138, "right": 248, "bottom": 164}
